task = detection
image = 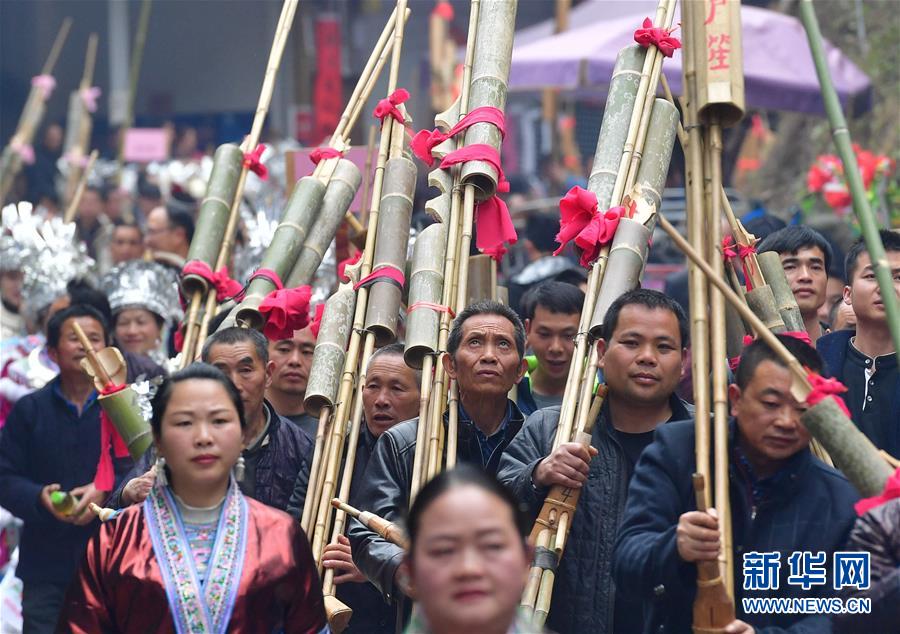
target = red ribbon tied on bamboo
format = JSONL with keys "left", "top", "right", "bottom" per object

{"left": 554, "top": 186, "right": 623, "bottom": 268}
{"left": 338, "top": 251, "right": 362, "bottom": 283}
{"left": 633, "top": 17, "right": 681, "bottom": 58}
{"left": 438, "top": 143, "right": 518, "bottom": 262}
{"left": 243, "top": 144, "right": 268, "bottom": 180}
{"left": 80, "top": 86, "right": 101, "bottom": 113}
{"left": 309, "top": 147, "right": 343, "bottom": 165}
{"left": 31, "top": 74, "right": 56, "bottom": 100}
{"left": 411, "top": 107, "right": 506, "bottom": 167}
{"left": 805, "top": 371, "right": 851, "bottom": 419}
{"left": 181, "top": 261, "right": 243, "bottom": 302}
{"left": 309, "top": 303, "right": 325, "bottom": 340}
{"left": 373, "top": 88, "right": 410, "bottom": 125}
{"left": 255, "top": 268, "right": 313, "bottom": 341}
{"left": 93, "top": 384, "right": 131, "bottom": 492}
{"left": 722, "top": 236, "right": 757, "bottom": 291}
{"left": 854, "top": 467, "right": 900, "bottom": 516}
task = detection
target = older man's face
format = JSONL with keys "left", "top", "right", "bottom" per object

{"left": 444, "top": 314, "right": 526, "bottom": 400}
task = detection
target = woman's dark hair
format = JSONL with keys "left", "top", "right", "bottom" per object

{"left": 150, "top": 363, "right": 245, "bottom": 437}
{"left": 405, "top": 465, "right": 528, "bottom": 553}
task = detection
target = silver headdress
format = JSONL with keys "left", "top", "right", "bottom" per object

{"left": 101, "top": 260, "right": 183, "bottom": 326}
{"left": 2, "top": 202, "right": 96, "bottom": 323}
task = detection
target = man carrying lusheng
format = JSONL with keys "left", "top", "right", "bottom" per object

{"left": 516, "top": 281, "right": 583, "bottom": 415}
{"left": 757, "top": 225, "right": 834, "bottom": 344}
{"left": 348, "top": 301, "right": 527, "bottom": 605}
{"left": 266, "top": 322, "right": 318, "bottom": 438}
{"left": 613, "top": 335, "right": 859, "bottom": 633}
{"left": 499, "top": 289, "right": 691, "bottom": 633}
{"left": 817, "top": 230, "right": 900, "bottom": 460}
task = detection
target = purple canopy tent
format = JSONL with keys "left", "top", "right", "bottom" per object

{"left": 509, "top": 1, "right": 871, "bottom": 115}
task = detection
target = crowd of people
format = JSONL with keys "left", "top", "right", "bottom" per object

{"left": 0, "top": 118, "right": 899, "bottom": 633}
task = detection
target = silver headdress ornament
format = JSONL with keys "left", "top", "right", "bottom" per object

{"left": 1, "top": 202, "right": 96, "bottom": 322}
{"left": 101, "top": 260, "right": 183, "bottom": 326}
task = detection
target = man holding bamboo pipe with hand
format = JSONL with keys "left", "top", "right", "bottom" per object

{"left": 499, "top": 289, "right": 691, "bottom": 634}
{"left": 613, "top": 335, "right": 859, "bottom": 634}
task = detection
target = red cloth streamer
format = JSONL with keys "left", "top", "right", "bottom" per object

{"left": 633, "top": 17, "right": 682, "bottom": 58}
{"left": 309, "top": 147, "right": 343, "bottom": 165}
{"left": 181, "top": 261, "right": 243, "bottom": 302}
{"left": 248, "top": 268, "right": 283, "bottom": 290}
{"left": 722, "top": 236, "right": 757, "bottom": 291}
{"left": 338, "top": 251, "right": 362, "bottom": 283}
{"left": 553, "top": 186, "right": 623, "bottom": 268}
{"left": 805, "top": 371, "right": 851, "bottom": 419}
{"left": 93, "top": 384, "right": 130, "bottom": 492}
{"left": 432, "top": 0, "right": 454, "bottom": 21}
{"left": 243, "top": 144, "right": 268, "bottom": 180}
{"left": 728, "top": 334, "right": 756, "bottom": 372}
{"left": 354, "top": 267, "right": 406, "bottom": 291}
{"left": 411, "top": 107, "right": 506, "bottom": 167}
{"left": 174, "top": 326, "right": 185, "bottom": 353}
{"left": 854, "top": 468, "right": 900, "bottom": 516}
{"left": 373, "top": 88, "right": 410, "bottom": 126}
{"left": 438, "top": 144, "right": 518, "bottom": 261}
{"left": 309, "top": 303, "right": 325, "bottom": 339}
{"left": 259, "top": 285, "right": 313, "bottom": 341}
{"left": 407, "top": 301, "right": 455, "bottom": 318}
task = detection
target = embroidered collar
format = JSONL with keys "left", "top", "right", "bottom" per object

{"left": 145, "top": 480, "right": 248, "bottom": 634}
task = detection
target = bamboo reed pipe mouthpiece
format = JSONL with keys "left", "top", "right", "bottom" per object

{"left": 330, "top": 499, "right": 409, "bottom": 550}
{"left": 324, "top": 595, "right": 352, "bottom": 634}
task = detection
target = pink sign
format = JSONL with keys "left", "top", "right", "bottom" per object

{"left": 288, "top": 147, "right": 372, "bottom": 213}
{"left": 122, "top": 128, "right": 170, "bottom": 163}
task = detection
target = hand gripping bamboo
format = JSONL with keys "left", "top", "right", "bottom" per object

{"left": 691, "top": 474, "right": 735, "bottom": 634}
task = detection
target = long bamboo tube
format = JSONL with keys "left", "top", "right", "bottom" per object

{"left": 116, "top": 0, "right": 152, "bottom": 187}
{"left": 0, "top": 18, "right": 72, "bottom": 203}
{"left": 62, "top": 150, "right": 99, "bottom": 224}
{"left": 64, "top": 33, "right": 99, "bottom": 206}
{"left": 799, "top": 0, "right": 900, "bottom": 355}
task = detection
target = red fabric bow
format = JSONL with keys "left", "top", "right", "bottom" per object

{"left": 259, "top": 285, "right": 313, "bottom": 341}
{"left": 411, "top": 107, "right": 506, "bottom": 167}
{"left": 722, "top": 236, "right": 757, "bottom": 291}
{"left": 633, "top": 17, "right": 682, "bottom": 58}
{"left": 181, "top": 261, "right": 243, "bottom": 302}
{"left": 94, "top": 384, "right": 131, "bottom": 492}
{"left": 553, "top": 186, "right": 623, "bottom": 268}
{"left": 243, "top": 144, "right": 268, "bottom": 180}
{"left": 373, "top": 88, "right": 410, "bottom": 125}
{"left": 338, "top": 251, "right": 362, "bottom": 283}
{"left": 854, "top": 468, "right": 900, "bottom": 516}
{"left": 805, "top": 371, "right": 851, "bottom": 419}
{"left": 309, "top": 147, "right": 343, "bottom": 165}
{"left": 432, "top": 0, "right": 454, "bottom": 21}
{"left": 438, "top": 144, "right": 518, "bottom": 261}
{"left": 309, "top": 303, "right": 325, "bottom": 339}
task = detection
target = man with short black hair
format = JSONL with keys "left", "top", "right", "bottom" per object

{"left": 349, "top": 300, "right": 527, "bottom": 603}
{"left": 817, "top": 229, "right": 900, "bottom": 458}
{"left": 266, "top": 324, "right": 318, "bottom": 437}
{"left": 109, "top": 220, "right": 144, "bottom": 265}
{"left": 499, "top": 288, "right": 691, "bottom": 633}
{"left": 0, "top": 305, "right": 133, "bottom": 632}
{"left": 517, "top": 281, "right": 584, "bottom": 414}
{"left": 613, "top": 335, "right": 859, "bottom": 633}
{"left": 75, "top": 185, "right": 113, "bottom": 274}
{"left": 145, "top": 205, "right": 194, "bottom": 262}
{"left": 758, "top": 225, "right": 834, "bottom": 343}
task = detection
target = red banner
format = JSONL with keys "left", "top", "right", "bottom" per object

{"left": 313, "top": 16, "right": 342, "bottom": 146}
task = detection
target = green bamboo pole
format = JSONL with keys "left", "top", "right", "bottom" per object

{"left": 117, "top": 0, "right": 152, "bottom": 186}
{"left": 799, "top": 0, "right": 900, "bottom": 355}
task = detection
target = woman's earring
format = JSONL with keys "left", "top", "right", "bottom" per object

{"left": 234, "top": 455, "right": 245, "bottom": 482}
{"left": 156, "top": 456, "right": 167, "bottom": 487}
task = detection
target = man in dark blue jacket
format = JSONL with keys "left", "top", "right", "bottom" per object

{"left": 817, "top": 230, "right": 900, "bottom": 460}
{"left": 0, "top": 305, "right": 132, "bottom": 632}
{"left": 614, "top": 335, "right": 859, "bottom": 633}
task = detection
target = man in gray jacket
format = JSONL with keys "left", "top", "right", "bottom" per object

{"left": 498, "top": 289, "right": 691, "bottom": 634}
{"left": 348, "top": 300, "right": 528, "bottom": 605}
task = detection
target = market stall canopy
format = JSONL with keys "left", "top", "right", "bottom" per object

{"left": 509, "top": 1, "right": 871, "bottom": 115}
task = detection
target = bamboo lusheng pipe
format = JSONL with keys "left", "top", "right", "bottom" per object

{"left": 799, "top": 0, "right": 900, "bottom": 355}
{"left": 116, "top": 0, "right": 153, "bottom": 188}
{"left": 691, "top": 474, "right": 736, "bottom": 634}
{"left": 0, "top": 17, "right": 72, "bottom": 203}
{"left": 757, "top": 252, "right": 805, "bottom": 332}
{"left": 181, "top": 0, "right": 299, "bottom": 363}
{"left": 331, "top": 499, "right": 408, "bottom": 550}
{"left": 72, "top": 323, "right": 152, "bottom": 461}
{"left": 63, "top": 33, "right": 99, "bottom": 206}
{"left": 404, "top": 223, "right": 448, "bottom": 369}
{"left": 63, "top": 150, "right": 99, "bottom": 224}
{"left": 523, "top": 386, "right": 608, "bottom": 625}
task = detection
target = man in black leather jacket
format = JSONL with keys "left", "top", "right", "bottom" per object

{"left": 613, "top": 335, "right": 859, "bottom": 634}
{"left": 348, "top": 300, "right": 528, "bottom": 605}
{"left": 499, "top": 289, "right": 691, "bottom": 634}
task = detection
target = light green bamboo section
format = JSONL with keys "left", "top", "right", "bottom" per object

{"left": 798, "top": 0, "right": 900, "bottom": 355}
{"left": 405, "top": 222, "right": 447, "bottom": 369}
{"left": 305, "top": 284, "right": 356, "bottom": 416}
{"left": 99, "top": 388, "right": 153, "bottom": 461}
{"left": 757, "top": 252, "right": 805, "bottom": 332}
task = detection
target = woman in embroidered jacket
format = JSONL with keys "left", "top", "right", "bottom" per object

{"left": 58, "top": 364, "right": 327, "bottom": 633}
